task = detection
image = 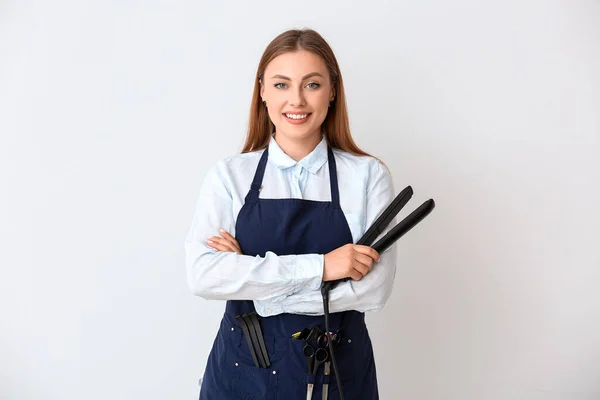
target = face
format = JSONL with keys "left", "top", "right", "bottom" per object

{"left": 260, "top": 50, "right": 335, "bottom": 143}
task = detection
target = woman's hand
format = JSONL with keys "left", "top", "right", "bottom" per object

{"left": 206, "top": 229, "right": 242, "bottom": 254}
{"left": 322, "top": 244, "right": 380, "bottom": 282}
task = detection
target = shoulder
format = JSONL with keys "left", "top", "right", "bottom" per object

{"left": 206, "top": 149, "right": 265, "bottom": 179}
{"left": 200, "top": 149, "right": 265, "bottom": 196}
{"left": 332, "top": 148, "right": 391, "bottom": 182}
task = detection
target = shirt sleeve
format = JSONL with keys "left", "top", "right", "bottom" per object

{"left": 185, "top": 159, "right": 325, "bottom": 301}
{"left": 253, "top": 159, "right": 398, "bottom": 316}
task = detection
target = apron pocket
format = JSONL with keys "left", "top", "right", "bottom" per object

{"left": 223, "top": 329, "right": 279, "bottom": 400}
{"left": 224, "top": 359, "right": 278, "bottom": 400}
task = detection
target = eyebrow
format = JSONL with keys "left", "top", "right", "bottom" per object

{"left": 270, "top": 72, "right": 325, "bottom": 81}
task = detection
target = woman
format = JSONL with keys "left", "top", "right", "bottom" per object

{"left": 185, "top": 28, "right": 397, "bottom": 400}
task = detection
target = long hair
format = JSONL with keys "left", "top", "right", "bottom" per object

{"left": 241, "top": 29, "right": 377, "bottom": 161}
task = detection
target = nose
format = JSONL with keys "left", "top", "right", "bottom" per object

{"left": 288, "top": 85, "right": 306, "bottom": 107}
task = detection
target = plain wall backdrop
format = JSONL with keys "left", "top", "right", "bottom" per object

{"left": 1, "top": 0, "right": 599, "bottom": 399}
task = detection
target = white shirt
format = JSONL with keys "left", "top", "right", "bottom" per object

{"left": 184, "top": 134, "right": 398, "bottom": 317}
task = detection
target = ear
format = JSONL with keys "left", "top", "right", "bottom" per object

{"left": 330, "top": 87, "right": 336, "bottom": 101}
{"left": 260, "top": 82, "right": 265, "bottom": 99}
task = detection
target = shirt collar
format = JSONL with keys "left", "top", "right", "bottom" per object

{"left": 267, "top": 133, "right": 328, "bottom": 174}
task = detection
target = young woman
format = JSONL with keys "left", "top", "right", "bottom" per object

{"left": 185, "top": 28, "right": 397, "bottom": 400}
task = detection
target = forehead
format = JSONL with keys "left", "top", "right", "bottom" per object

{"left": 265, "top": 50, "right": 328, "bottom": 79}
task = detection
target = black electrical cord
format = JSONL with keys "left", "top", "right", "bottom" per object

{"left": 321, "top": 285, "right": 344, "bottom": 399}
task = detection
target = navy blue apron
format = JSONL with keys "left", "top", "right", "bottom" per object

{"left": 199, "top": 143, "right": 379, "bottom": 399}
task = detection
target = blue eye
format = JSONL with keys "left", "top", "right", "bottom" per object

{"left": 274, "top": 82, "right": 321, "bottom": 89}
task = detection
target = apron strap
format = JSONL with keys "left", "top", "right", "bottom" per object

{"left": 245, "top": 147, "right": 269, "bottom": 203}
{"left": 327, "top": 145, "right": 341, "bottom": 209}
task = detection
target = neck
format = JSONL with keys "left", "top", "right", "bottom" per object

{"left": 273, "top": 131, "right": 322, "bottom": 161}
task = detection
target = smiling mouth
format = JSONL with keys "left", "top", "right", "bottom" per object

{"left": 282, "top": 113, "right": 311, "bottom": 121}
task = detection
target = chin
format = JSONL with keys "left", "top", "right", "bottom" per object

{"left": 278, "top": 128, "right": 319, "bottom": 139}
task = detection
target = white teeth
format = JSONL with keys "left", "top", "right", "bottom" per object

{"left": 285, "top": 113, "right": 308, "bottom": 120}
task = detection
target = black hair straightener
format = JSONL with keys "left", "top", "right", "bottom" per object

{"left": 320, "top": 185, "right": 435, "bottom": 400}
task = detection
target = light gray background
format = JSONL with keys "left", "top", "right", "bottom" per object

{"left": 1, "top": 1, "right": 599, "bottom": 399}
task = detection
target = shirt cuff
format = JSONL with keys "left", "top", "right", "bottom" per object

{"left": 292, "top": 254, "right": 324, "bottom": 292}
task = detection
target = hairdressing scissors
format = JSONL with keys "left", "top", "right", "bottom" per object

{"left": 303, "top": 343, "right": 328, "bottom": 400}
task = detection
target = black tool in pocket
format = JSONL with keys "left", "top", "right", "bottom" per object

{"left": 235, "top": 312, "right": 271, "bottom": 368}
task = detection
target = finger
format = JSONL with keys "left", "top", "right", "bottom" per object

{"left": 354, "top": 253, "right": 374, "bottom": 272}
{"left": 207, "top": 238, "right": 233, "bottom": 251}
{"left": 218, "top": 230, "right": 242, "bottom": 254}
{"left": 207, "top": 237, "right": 237, "bottom": 253}
{"left": 352, "top": 258, "right": 370, "bottom": 276}
{"left": 211, "top": 236, "right": 241, "bottom": 254}
{"left": 206, "top": 241, "right": 231, "bottom": 252}
{"left": 354, "top": 245, "right": 379, "bottom": 262}
{"left": 352, "top": 245, "right": 380, "bottom": 262}
{"left": 349, "top": 269, "right": 363, "bottom": 281}
{"left": 219, "top": 229, "right": 236, "bottom": 242}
